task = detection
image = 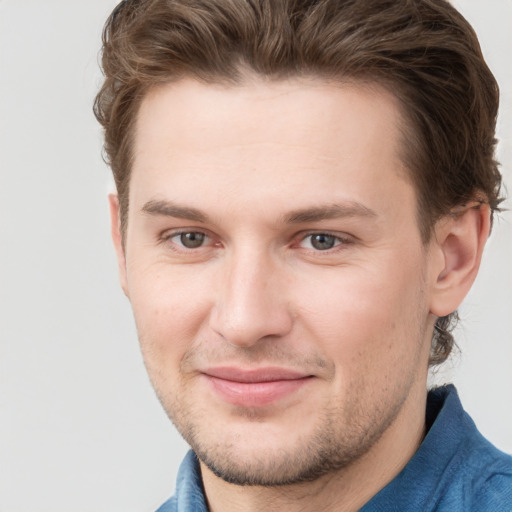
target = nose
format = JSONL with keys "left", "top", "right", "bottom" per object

{"left": 209, "top": 249, "right": 293, "bottom": 348}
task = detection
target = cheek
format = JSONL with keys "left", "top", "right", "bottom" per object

{"left": 294, "top": 260, "right": 428, "bottom": 373}
{"left": 127, "top": 263, "right": 212, "bottom": 366}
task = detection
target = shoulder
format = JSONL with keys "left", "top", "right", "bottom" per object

{"left": 428, "top": 386, "right": 512, "bottom": 511}
{"left": 457, "top": 434, "right": 512, "bottom": 511}
{"left": 362, "top": 385, "right": 512, "bottom": 512}
{"left": 416, "top": 422, "right": 512, "bottom": 511}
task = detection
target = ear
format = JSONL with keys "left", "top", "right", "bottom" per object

{"left": 108, "top": 193, "right": 129, "bottom": 296}
{"left": 429, "top": 203, "right": 491, "bottom": 317}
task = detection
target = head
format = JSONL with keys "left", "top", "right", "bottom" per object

{"left": 95, "top": 0, "right": 502, "bottom": 487}
{"left": 95, "top": 0, "right": 502, "bottom": 367}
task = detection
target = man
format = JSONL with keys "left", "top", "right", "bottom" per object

{"left": 94, "top": 0, "right": 512, "bottom": 510}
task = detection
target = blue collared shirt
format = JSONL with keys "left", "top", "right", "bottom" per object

{"left": 156, "top": 385, "right": 512, "bottom": 511}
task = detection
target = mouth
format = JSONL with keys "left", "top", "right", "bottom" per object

{"left": 201, "top": 367, "right": 314, "bottom": 408}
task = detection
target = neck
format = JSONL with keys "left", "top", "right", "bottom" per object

{"left": 200, "top": 384, "right": 427, "bottom": 512}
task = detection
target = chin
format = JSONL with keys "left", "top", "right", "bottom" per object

{"left": 174, "top": 403, "right": 394, "bottom": 487}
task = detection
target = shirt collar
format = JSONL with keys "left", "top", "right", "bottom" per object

{"left": 173, "top": 450, "right": 209, "bottom": 511}
{"left": 360, "top": 384, "right": 469, "bottom": 510}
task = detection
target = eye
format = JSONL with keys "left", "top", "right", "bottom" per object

{"left": 300, "top": 233, "right": 348, "bottom": 251}
{"left": 170, "top": 231, "right": 209, "bottom": 249}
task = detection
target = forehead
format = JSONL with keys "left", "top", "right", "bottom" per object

{"left": 134, "top": 76, "right": 406, "bottom": 156}
{"left": 130, "top": 77, "right": 414, "bottom": 224}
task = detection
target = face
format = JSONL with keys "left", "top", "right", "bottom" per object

{"left": 118, "top": 77, "right": 438, "bottom": 485}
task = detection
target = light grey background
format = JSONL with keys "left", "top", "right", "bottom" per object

{"left": 0, "top": 1, "right": 510, "bottom": 511}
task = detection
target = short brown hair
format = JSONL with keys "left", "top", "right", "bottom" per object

{"left": 94, "top": 0, "right": 503, "bottom": 365}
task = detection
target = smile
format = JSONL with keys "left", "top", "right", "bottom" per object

{"left": 202, "top": 367, "right": 313, "bottom": 408}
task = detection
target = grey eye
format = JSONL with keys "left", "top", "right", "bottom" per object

{"left": 179, "top": 232, "right": 206, "bottom": 248}
{"left": 309, "top": 234, "right": 337, "bottom": 250}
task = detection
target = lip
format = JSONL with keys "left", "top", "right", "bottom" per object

{"left": 202, "top": 367, "right": 313, "bottom": 408}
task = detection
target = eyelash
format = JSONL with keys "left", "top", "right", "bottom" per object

{"left": 161, "top": 230, "right": 215, "bottom": 251}
{"left": 160, "top": 229, "right": 354, "bottom": 253}
{"left": 297, "top": 231, "right": 354, "bottom": 252}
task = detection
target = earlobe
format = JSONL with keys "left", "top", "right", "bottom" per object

{"left": 108, "top": 193, "right": 129, "bottom": 297}
{"left": 429, "top": 203, "right": 491, "bottom": 317}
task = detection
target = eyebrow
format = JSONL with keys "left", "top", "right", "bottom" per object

{"left": 141, "top": 199, "right": 378, "bottom": 224}
{"left": 283, "top": 203, "right": 378, "bottom": 223}
{"left": 142, "top": 199, "right": 209, "bottom": 223}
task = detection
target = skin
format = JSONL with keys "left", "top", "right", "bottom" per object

{"left": 110, "top": 77, "right": 489, "bottom": 512}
